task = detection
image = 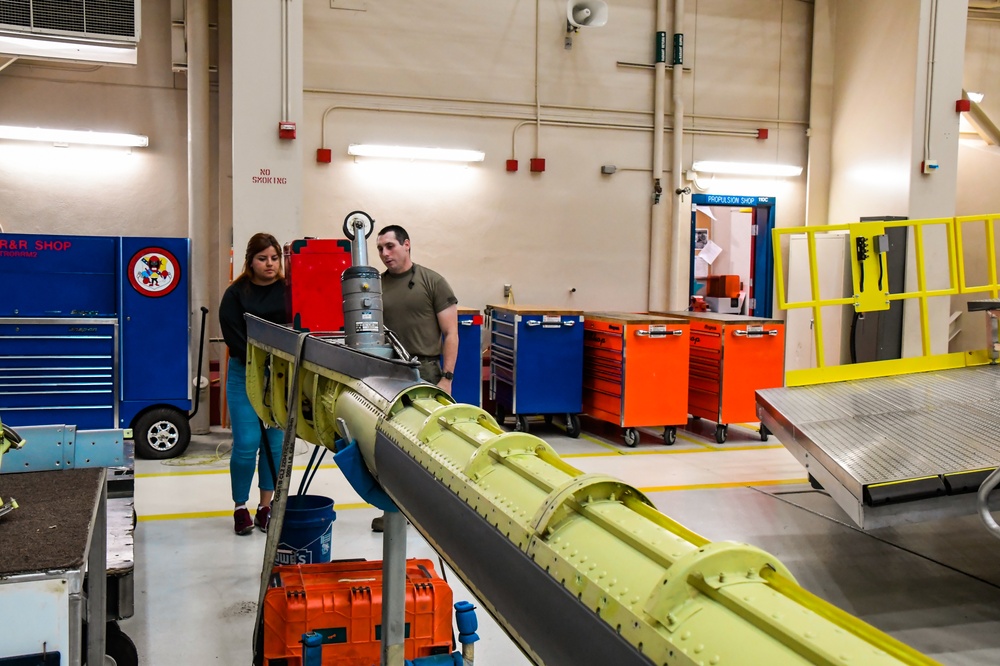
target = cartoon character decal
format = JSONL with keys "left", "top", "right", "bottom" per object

{"left": 128, "top": 247, "right": 180, "bottom": 297}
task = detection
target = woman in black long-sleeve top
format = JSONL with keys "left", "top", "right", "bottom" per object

{"left": 219, "top": 233, "right": 286, "bottom": 535}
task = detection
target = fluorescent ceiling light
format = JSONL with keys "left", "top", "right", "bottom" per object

{"left": 692, "top": 160, "right": 803, "bottom": 177}
{"left": 0, "top": 34, "right": 137, "bottom": 66}
{"left": 0, "top": 125, "right": 148, "bottom": 147}
{"left": 348, "top": 144, "right": 485, "bottom": 163}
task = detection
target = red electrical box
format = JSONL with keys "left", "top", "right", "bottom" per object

{"left": 262, "top": 559, "right": 454, "bottom": 666}
{"left": 279, "top": 121, "right": 297, "bottom": 139}
{"left": 284, "top": 238, "right": 353, "bottom": 333}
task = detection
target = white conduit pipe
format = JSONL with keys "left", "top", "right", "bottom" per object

{"left": 319, "top": 104, "right": 758, "bottom": 154}
{"left": 648, "top": 0, "right": 668, "bottom": 311}
{"left": 307, "top": 86, "right": 806, "bottom": 127}
{"left": 535, "top": 0, "right": 542, "bottom": 158}
{"left": 0, "top": 57, "right": 18, "bottom": 73}
{"left": 186, "top": 0, "right": 211, "bottom": 433}
{"left": 310, "top": 87, "right": 797, "bottom": 148}
{"left": 668, "top": 0, "right": 686, "bottom": 310}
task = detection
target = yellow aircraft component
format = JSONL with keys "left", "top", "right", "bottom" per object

{"left": 0, "top": 418, "right": 25, "bottom": 518}
{"left": 246, "top": 319, "right": 940, "bottom": 666}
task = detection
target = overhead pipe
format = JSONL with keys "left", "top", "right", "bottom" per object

{"left": 319, "top": 104, "right": 758, "bottom": 163}
{"left": 668, "top": 0, "right": 687, "bottom": 310}
{"left": 310, "top": 87, "right": 794, "bottom": 148}
{"left": 648, "top": 0, "right": 669, "bottom": 311}
{"left": 186, "top": 0, "right": 212, "bottom": 435}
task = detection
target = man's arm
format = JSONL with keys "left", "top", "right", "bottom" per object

{"left": 436, "top": 304, "right": 459, "bottom": 391}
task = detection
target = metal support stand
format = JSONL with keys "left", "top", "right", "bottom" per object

{"left": 978, "top": 466, "right": 1000, "bottom": 541}
{"left": 988, "top": 311, "right": 1000, "bottom": 363}
{"left": 252, "top": 331, "right": 311, "bottom": 666}
{"left": 381, "top": 511, "right": 407, "bottom": 666}
{"left": 86, "top": 476, "right": 107, "bottom": 666}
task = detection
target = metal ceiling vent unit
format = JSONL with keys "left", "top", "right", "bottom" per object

{"left": 0, "top": 0, "right": 141, "bottom": 65}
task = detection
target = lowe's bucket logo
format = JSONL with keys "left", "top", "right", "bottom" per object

{"left": 128, "top": 247, "right": 180, "bottom": 297}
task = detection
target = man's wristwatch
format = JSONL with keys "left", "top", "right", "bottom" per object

{"left": 442, "top": 370, "right": 454, "bottom": 380}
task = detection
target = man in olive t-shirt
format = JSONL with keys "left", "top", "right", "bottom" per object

{"left": 376, "top": 224, "right": 459, "bottom": 391}
{"left": 373, "top": 225, "right": 459, "bottom": 534}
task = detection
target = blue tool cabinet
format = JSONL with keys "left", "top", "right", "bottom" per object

{"left": 487, "top": 305, "right": 584, "bottom": 437}
{"left": 0, "top": 233, "right": 192, "bottom": 459}
{"left": 452, "top": 307, "right": 483, "bottom": 407}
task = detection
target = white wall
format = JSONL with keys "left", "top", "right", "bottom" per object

{"left": 0, "top": 1, "right": 188, "bottom": 237}
{"left": 14, "top": 1, "right": 1000, "bottom": 367}
{"left": 299, "top": 0, "right": 812, "bottom": 313}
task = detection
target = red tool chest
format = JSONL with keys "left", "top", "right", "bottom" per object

{"left": 652, "top": 312, "right": 784, "bottom": 444}
{"left": 263, "top": 558, "right": 454, "bottom": 666}
{"left": 583, "top": 312, "right": 690, "bottom": 446}
{"left": 284, "top": 238, "right": 353, "bottom": 333}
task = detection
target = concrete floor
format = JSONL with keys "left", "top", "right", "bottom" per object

{"left": 118, "top": 417, "right": 1000, "bottom": 665}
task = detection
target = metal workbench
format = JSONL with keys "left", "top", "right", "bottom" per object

{"left": 757, "top": 365, "right": 1000, "bottom": 529}
{"left": 0, "top": 468, "right": 108, "bottom": 665}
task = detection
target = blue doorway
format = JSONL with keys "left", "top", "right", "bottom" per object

{"left": 689, "top": 194, "right": 776, "bottom": 317}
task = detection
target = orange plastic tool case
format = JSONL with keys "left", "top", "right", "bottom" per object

{"left": 263, "top": 558, "right": 454, "bottom": 665}
{"left": 651, "top": 311, "right": 784, "bottom": 444}
{"left": 583, "top": 312, "right": 690, "bottom": 446}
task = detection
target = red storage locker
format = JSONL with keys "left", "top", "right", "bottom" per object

{"left": 263, "top": 558, "right": 454, "bottom": 666}
{"left": 284, "top": 238, "right": 353, "bottom": 333}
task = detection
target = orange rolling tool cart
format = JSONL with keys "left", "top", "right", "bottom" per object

{"left": 653, "top": 312, "right": 784, "bottom": 444}
{"left": 583, "top": 312, "right": 690, "bottom": 446}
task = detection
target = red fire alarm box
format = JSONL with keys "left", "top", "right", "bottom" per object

{"left": 284, "top": 238, "right": 352, "bottom": 332}
{"left": 278, "top": 121, "right": 296, "bottom": 140}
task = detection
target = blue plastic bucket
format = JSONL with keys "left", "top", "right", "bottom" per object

{"left": 275, "top": 495, "right": 336, "bottom": 565}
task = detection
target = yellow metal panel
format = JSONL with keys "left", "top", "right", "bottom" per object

{"left": 849, "top": 221, "right": 890, "bottom": 313}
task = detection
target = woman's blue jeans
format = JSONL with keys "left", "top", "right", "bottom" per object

{"left": 227, "top": 357, "right": 284, "bottom": 505}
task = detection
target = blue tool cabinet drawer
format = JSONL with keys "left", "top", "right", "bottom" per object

{"left": 487, "top": 305, "right": 584, "bottom": 435}
{"left": 0, "top": 318, "right": 117, "bottom": 429}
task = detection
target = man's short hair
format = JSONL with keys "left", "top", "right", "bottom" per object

{"left": 377, "top": 225, "right": 409, "bottom": 245}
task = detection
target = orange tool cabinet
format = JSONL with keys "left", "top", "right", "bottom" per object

{"left": 583, "top": 312, "right": 690, "bottom": 446}
{"left": 652, "top": 312, "right": 784, "bottom": 444}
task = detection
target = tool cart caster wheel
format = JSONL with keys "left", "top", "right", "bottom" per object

{"left": 565, "top": 414, "right": 582, "bottom": 439}
{"left": 83, "top": 621, "right": 138, "bottom": 666}
{"left": 714, "top": 424, "right": 728, "bottom": 444}
{"left": 514, "top": 415, "right": 530, "bottom": 433}
{"left": 760, "top": 424, "right": 770, "bottom": 442}
{"left": 133, "top": 407, "right": 191, "bottom": 459}
{"left": 495, "top": 403, "right": 507, "bottom": 426}
{"left": 663, "top": 427, "right": 677, "bottom": 446}
{"left": 623, "top": 428, "right": 640, "bottom": 448}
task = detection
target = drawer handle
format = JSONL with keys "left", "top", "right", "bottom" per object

{"left": 636, "top": 328, "right": 682, "bottom": 338}
{"left": 734, "top": 327, "right": 778, "bottom": 338}
{"left": 460, "top": 320, "right": 473, "bottom": 327}
{"left": 526, "top": 320, "right": 575, "bottom": 328}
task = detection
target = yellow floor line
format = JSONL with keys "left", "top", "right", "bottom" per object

{"left": 560, "top": 440, "right": 784, "bottom": 458}
{"left": 137, "top": 480, "right": 807, "bottom": 522}
{"left": 137, "top": 462, "right": 340, "bottom": 479}
{"left": 640, "top": 477, "right": 808, "bottom": 494}
{"left": 137, "top": 501, "right": 374, "bottom": 522}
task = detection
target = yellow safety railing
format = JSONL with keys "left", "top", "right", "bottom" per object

{"left": 955, "top": 213, "right": 1000, "bottom": 297}
{"left": 773, "top": 215, "right": 996, "bottom": 386}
